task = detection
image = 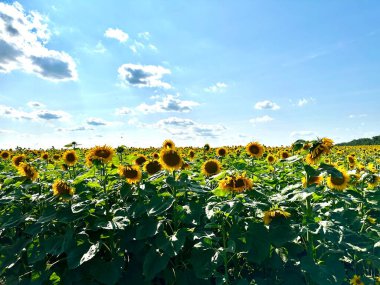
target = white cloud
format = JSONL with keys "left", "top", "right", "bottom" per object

{"left": 129, "top": 40, "right": 145, "bottom": 54}
{"left": 249, "top": 115, "right": 274, "bottom": 124}
{"left": 297, "top": 97, "right": 315, "bottom": 107}
{"left": 138, "top": 32, "right": 150, "bottom": 40}
{"left": 135, "top": 95, "right": 199, "bottom": 114}
{"left": 94, "top": 41, "right": 106, "bottom": 53}
{"left": 118, "top": 63, "right": 171, "bottom": 89}
{"left": 104, "top": 28, "right": 129, "bottom": 43}
{"left": 86, "top": 117, "right": 108, "bottom": 126}
{"left": 204, "top": 82, "right": 227, "bottom": 93}
{"left": 290, "top": 131, "right": 317, "bottom": 139}
{"left": 254, "top": 100, "right": 280, "bottom": 110}
{"left": 115, "top": 107, "right": 133, "bottom": 116}
{"left": 348, "top": 114, "right": 367, "bottom": 119}
{"left": 0, "top": 2, "right": 77, "bottom": 81}
{"left": 0, "top": 104, "right": 70, "bottom": 121}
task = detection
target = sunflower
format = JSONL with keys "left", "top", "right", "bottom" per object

{"left": 53, "top": 154, "right": 61, "bottom": 161}
{"left": 144, "top": 160, "right": 162, "bottom": 175}
{"left": 41, "top": 152, "right": 49, "bottom": 160}
{"left": 350, "top": 275, "right": 364, "bottom": 285}
{"left": 17, "top": 163, "right": 38, "bottom": 181}
{"left": 188, "top": 150, "right": 195, "bottom": 160}
{"left": 216, "top": 147, "right": 227, "bottom": 157}
{"left": 134, "top": 155, "right": 147, "bottom": 166}
{"left": 302, "top": 175, "right": 323, "bottom": 188}
{"left": 219, "top": 174, "right": 253, "bottom": 192}
{"left": 201, "top": 159, "right": 222, "bottom": 176}
{"left": 88, "top": 145, "right": 114, "bottom": 164}
{"left": 118, "top": 165, "right": 142, "bottom": 184}
{"left": 160, "top": 149, "right": 182, "bottom": 171}
{"left": 347, "top": 155, "right": 356, "bottom": 165}
{"left": 162, "top": 139, "right": 175, "bottom": 150}
{"left": 152, "top": 152, "right": 160, "bottom": 160}
{"left": 367, "top": 174, "right": 380, "bottom": 189}
{"left": 266, "top": 154, "right": 276, "bottom": 164}
{"left": 280, "top": 151, "right": 290, "bottom": 159}
{"left": 326, "top": 170, "right": 350, "bottom": 191}
{"left": 52, "top": 180, "right": 74, "bottom": 197}
{"left": 12, "top": 154, "right": 26, "bottom": 167}
{"left": 246, "top": 142, "right": 264, "bottom": 158}
{"left": 204, "top": 144, "right": 210, "bottom": 152}
{"left": 1, "top": 151, "right": 11, "bottom": 160}
{"left": 263, "top": 208, "right": 291, "bottom": 225}
{"left": 305, "top": 153, "right": 319, "bottom": 165}
{"left": 62, "top": 150, "right": 78, "bottom": 166}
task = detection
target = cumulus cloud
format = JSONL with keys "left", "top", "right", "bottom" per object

{"left": 0, "top": 104, "right": 70, "bottom": 121}
{"left": 249, "top": 115, "right": 274, "bottom": 124}
{"left": 118, "top": 64, "right": 171, "bottom": 89}
{"left": 104, "top": 28, "right": 129, "bottom": 43}
{"left": 0, "top": 2, "right": 77, "bottom": 81}
{"left": 135, "top": 95, "right": 199, "bottom": 114}
{"left": 290, "top": 131, "right": 317, "bottom": 139}
{"left": 348, "top": 114, "right": 367, "bottom": 119}
{"left": 254, "top": 100, "right": 280, "bottom": 110}
{"left": 204, "top": 82, "right": 227, "bottom": 93}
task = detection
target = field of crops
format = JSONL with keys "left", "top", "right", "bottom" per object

{"left": 0, "top": 138, "right": 379, "bottom": 285}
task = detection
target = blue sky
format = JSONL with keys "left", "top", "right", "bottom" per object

{"left": 1, "top": 0, "right": 379, "bottom": 148}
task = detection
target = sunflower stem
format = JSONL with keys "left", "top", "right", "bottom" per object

{"left": 222, "top": 218, "right": 230, "bottom": 284}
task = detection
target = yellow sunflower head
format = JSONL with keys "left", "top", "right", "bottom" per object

{"left": 41, "top": 152, "right": 49, "bottom": 160}
{"left": 188, "top": 150, "right": 195, "bottom": 160}
{"left": 162, "top": 139, "right": 175, "bottom": 150}
{"left": 218, "top": 174, "right": 253, "bottom": 193}
{"left": 17, "top": 162, "right": 38, "bottom": 181}
{"left": 1, "top": 150, "right": 11, "bottom": 160}
{"left": 160, "top": 149, "right": 182, "bottom": 171}
{"left": 201, "top": 159, "right": 222, "bottom": 176}
{"left": 347, "top": 155, "right": 356, "bottom": 165}
{"left": 62, "top": 150, "right": 78, "bottom": 166}
{"left": 152, "top": 152, "right": 160, "bottom": 160}
{"left": 118, "top": 165, "right": 142, "bottom": 184}
{"left": 280, "top": 151, "right": 290, "bottom": 159}
{"left": 246, "top": 142, "right": 264, "bottom": 158}
{"left": 216, "top": 147, "right": 227, "bottom": 157}
{"left": 12, "top": 154, "right": 26, "bottom": 167}
{"left": 144, "top": 160, "right": 162, "bottom": 175}
{"left": 134, "top": 155, "right": 147, "bottom": 166}
{"left": 326, "top": 170, "right": 350, "bottom": 191}
{"left": 367, "top": 174, "right": 380, "bottom": 189}
{"left": 53, "top": 153, "right": 61, "bottom": 161}
{"left": 88, "top": 145, "right": 114, "bottom": 164}
{"left": 350, "top": 275, "right": 364, "bottom": 285}
{"left": 302, "top": 175, "right": 323, "bottom": 188}
{"left": 263, "top": 208, "right": 291, "bottom": 225}
{"left": 266, "top": 154, "right": 276, "bottom": 164}
{"left": 52, "top": 180, "right": 74, "bottom": 197}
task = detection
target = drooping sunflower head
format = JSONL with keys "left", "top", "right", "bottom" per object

{"left": 302, "top": 175, "right": 323, "bottom": 188}
{"left": 162, "top": 139, "right": 175, "bottom": 150}
{"left": 1, "top": 150, "right": 11, "bottom": 160}
{"left": 17, "top": 162, "right": 38, "bottom": 181}
{"left": 216, "top": 147, "right": 227, "bottom": 157}
{"left": 246, "top": 142, "right": 264, "bottom": 158}
{"left": 63, "top": 150, "right": 78, "bottom": 166}
{"left": 160, "top": 149, "right": 182, "bottom": 171}
{"left": 201, "top": 159, "right": 222, "bottom": 176}
{"left": 134, "top": 155, "right": 147, "bottom": 166}
{"left": 52, "top": 180, "right": 74, "bottom": 197}
{"left": 204, "top": 144, "right": 210, "bottom": 152}
{"left": 263, "top": 208, "right": 291, "bottom": 225}
{"left": 88, "top": 145, "right": 114, "bottom": 164}
{"left": 144, "top": 160, "right": 162, "bottom": 175}
{"left": 118, "top": 165, "right": 142, "bottom": 184}
{"left": 305, "top": 153, "right": 319, "bottom": 165}
{"left": 367, "top": 174, "right": 380, "bottom": 189}
{"left": 326, "top": 170, "right": 350, "bottom": 191}
{"left": 12, "top": 154, "right": 26, "bottom": 167}
{"left": 266, "top": 154, "right": 276, "bottom": 164}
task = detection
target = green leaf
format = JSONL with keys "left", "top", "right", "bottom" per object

{"left": 89, "top": 258, "right": 123, "bottom": 285}
{"left": 246, "top": 222, "right": 270, "bottom": 264}
{"left": 136, "top": 218, "right": 162, "bottom": 240}
{"left": 143, "top": 247, "right": 170, "bottom": 281}
{"left": 147, "top": 194, "right": 175, "bottom": 216}
{"left": 80, "top": 242, "right": 101, "bottom": 265}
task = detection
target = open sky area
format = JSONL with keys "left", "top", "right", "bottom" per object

{"left": 1, "top": 0, "right": 379, "bottom": 148}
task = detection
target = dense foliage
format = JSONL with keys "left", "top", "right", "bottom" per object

{"left": 337, "top": 135, "right": 380, "bottom": 146}
{"left": 0, "top": 139, "right": 379, "bottom": 285}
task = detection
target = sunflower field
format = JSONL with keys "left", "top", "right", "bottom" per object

{"left": 0, "top": 139, "right": 379, "bottom": 285}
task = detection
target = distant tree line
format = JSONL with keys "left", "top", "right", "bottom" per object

{"left": 337, "top": 135, "right": 380, "bottom": 146}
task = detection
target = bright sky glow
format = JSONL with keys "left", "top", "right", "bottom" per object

{"left": 1, "top": 1, "right": 379, "bottom": 148}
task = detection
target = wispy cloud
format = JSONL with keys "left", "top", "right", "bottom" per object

{"left": 135, "top": 95, "right": 199, "bottom": 114}
{"left": 204, "top": 82, "right": 227, "bottom": 93}
{"left": 0, "top": 104, "right": 70, "bottom": 121}
{"left": 249, "top": 115, "right": 274, "bottom": 124}
{"left": 290, "top": 131, "right": 317, "bottom": 139}
{"left": 297, "top": 97, "right": 315, "bottom": 107}
{"left": 348, "top": 114, "right": 367, "bottom": 119}
{"left": 254, "top": 100, "right": 280, "bottom": 110}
